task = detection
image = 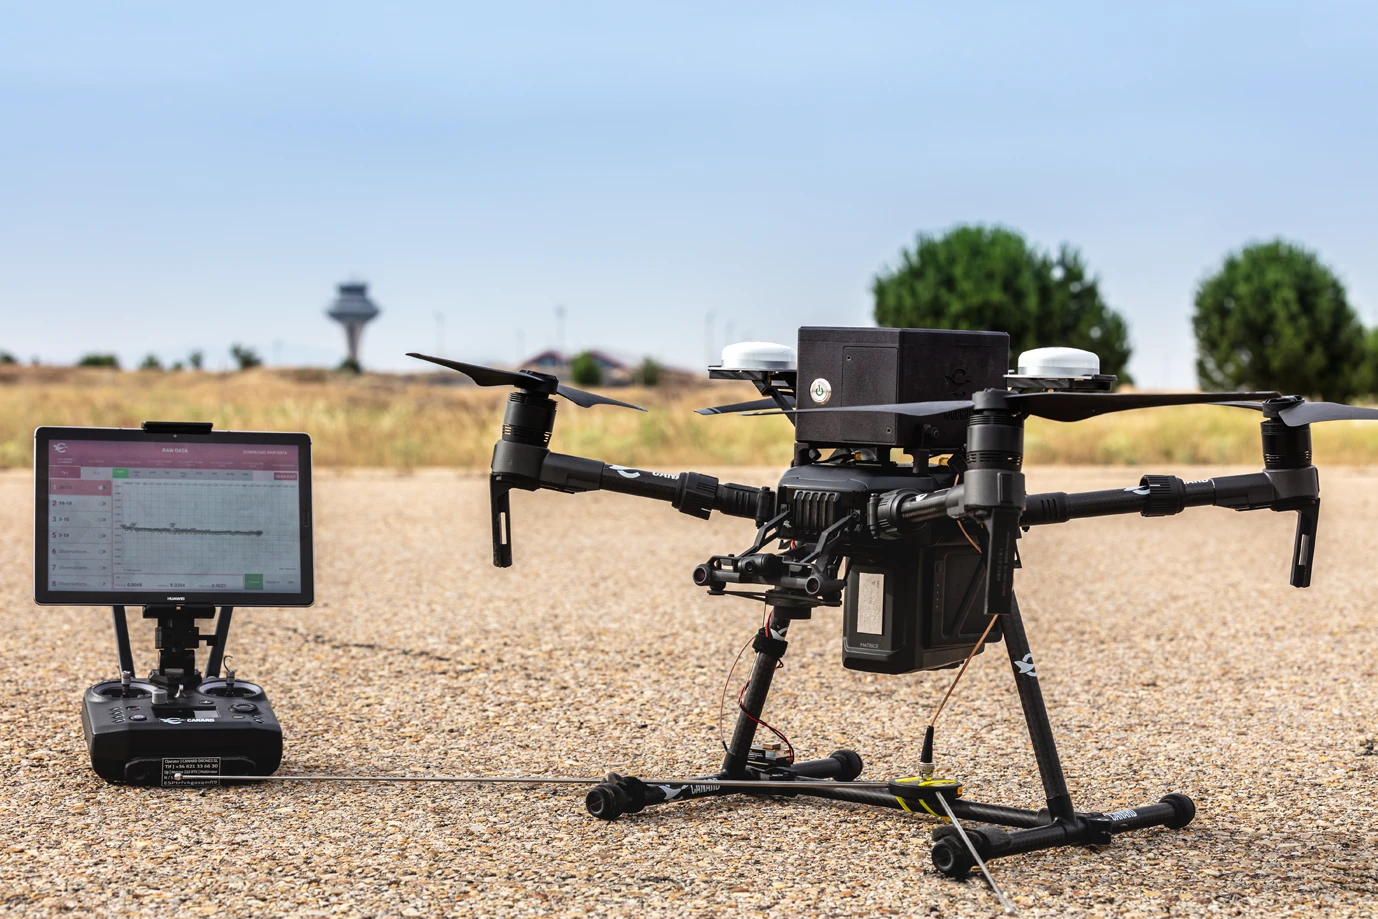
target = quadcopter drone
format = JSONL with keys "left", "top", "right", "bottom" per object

{"left": 406, "top": 326, "right": 1377, "bottom": 892}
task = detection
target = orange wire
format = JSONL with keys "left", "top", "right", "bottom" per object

{"left": 930, "top": 469, "right": 994, "bottom": 725}
{"left": 928, "top": 613, "right": 1001, "bottom": 728}
{"left": 953, "top": 473, "right": 983, "bottom": 553}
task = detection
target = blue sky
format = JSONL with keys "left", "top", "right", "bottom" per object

{"left": 3, "top": 3, "right": 1376, "bottom": 384}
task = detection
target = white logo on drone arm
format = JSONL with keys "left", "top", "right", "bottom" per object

{"left": 1015, "top": 653, "right": 1037, "bottom": 678}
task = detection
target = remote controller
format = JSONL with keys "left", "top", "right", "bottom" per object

{"left": 82, "top": 670, "right": 282, "bottom": 785}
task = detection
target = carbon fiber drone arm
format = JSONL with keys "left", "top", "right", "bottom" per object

{"left": 489, "top": 439, "right": 771, "bottom": 567}
{"left": 1019, "top": 468, "right": 1321, "bottom": 588}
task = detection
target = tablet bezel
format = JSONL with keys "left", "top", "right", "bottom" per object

{"left": 34, "top": 426, "right": 314, "bottom": 607}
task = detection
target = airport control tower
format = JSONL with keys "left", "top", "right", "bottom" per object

{"left": 326, "top": 281, "right": 381, "bottom": 367}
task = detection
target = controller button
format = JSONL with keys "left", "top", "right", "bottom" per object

{"left": 230, "top": 703, "right": 257, "bottom": 714}
{"left": 130, "top": 714, "right": 147, "bottom": 721}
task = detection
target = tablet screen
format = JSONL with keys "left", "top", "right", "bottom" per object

{"left": 36, "top": 428, "right": 313, "bottom": 606}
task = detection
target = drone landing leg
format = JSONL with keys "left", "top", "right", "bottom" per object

{"left": 720, "top": 603, "right": 798, "bottom": 777}
{"left": 923, "top": 596, "right": 1197, "bottom": 878}
{"left": 585, "top": 602, "right": 863, "bottom": 820}
{"left": 1002, "top": 597, "right": 1075, "bottom": 822}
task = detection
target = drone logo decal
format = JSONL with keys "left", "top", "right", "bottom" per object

{"left": 53, "top": 442, "right": 67, "bottom": 454}
{"left": 654, "top": 783, "right": 720, "bottom": 800}
{"left": 609, "top": 466, "right": 641, "bottom": 479}
{"left": 809, "top": 378, "right": 832, "bottom": 404}
{"left": 944, "top": 368, "right": 972, "bottom": 397}
{"left": 1015, "top": 653, "right": 1038, "bottom": 678}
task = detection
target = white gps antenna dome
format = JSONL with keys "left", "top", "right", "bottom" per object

{"left": 1017, "top": 347, "right": 1101, "bottom": 378}
{"left": 715, "top": 341, "right": 797, "bottom": 372}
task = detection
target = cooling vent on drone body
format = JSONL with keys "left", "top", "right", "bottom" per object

{"left": 791, "top": 490, "right": 841, "bottom": 534}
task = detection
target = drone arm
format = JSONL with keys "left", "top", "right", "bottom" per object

{"left": 490, "top": 440, "right": 773, "bottom": 565}
{"left": 1021, "top": 469, "right": 1320, "bottom": 588}
{"left": 543, "top": 455, "right": 771, "bottom": 523}
{"left": 495, "top": 443, "right": 768, "bottom": 521}
{"left": 1021, "top": 479, "right": 1215, "bottom": 524}
{"left": 1022, "top": 468, "right": 1319, "bottom": 524}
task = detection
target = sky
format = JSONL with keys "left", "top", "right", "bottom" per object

{"left": 3, "top": 2, "right": 1377, "bottom": 385}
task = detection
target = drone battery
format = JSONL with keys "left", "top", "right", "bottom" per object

{"left": 842, "top": 534, "right": 1002, "bottom": 673}
{"left": 795, "top": 327, "right": 1010, "bottom": 452}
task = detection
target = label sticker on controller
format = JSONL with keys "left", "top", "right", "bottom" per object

{"left": 161, "top": 757, "right": 221, "bottom": 787}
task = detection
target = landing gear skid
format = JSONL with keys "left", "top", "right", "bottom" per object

{"left": 584, "top": 598, "right": 1196, "bottom": 880}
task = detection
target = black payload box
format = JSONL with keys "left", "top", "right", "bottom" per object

{"left": 794, "top": 327, "right": 1010, "bottom": 452}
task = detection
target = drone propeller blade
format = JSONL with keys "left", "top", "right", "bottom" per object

{"left": 1278, "top": 401, "right": 1378, "bottom": 426}
{"left": 1201, "top": 399, "right": 1378, "bottom": 426}
{"left": 753, "top": 391, "right": 1282, "bottom": 423}
{"left": 406, "top": 353, "right": 537, "bottom": 388}
{"left": 1009, "top": 391, "right": 1281, "bottom": 423}
{"left": 554, "top": 384, "right": 646, "bottom": 411}
{"left": 752, "top": 400, "right": 975, "bottom": 420}
{"left": 696, "top": 397, "right": 790, "bottom": 416}
{"left": 408, "top": 352, "right": 644, "bottom": 410}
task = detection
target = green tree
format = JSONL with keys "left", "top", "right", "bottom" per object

{"left": 0, "top": 351, "right": 16, "bottom": 365}
{"left": 139, "top": 354, "right": 163, "bottom": 371}
{"left": 188, "top": 350, "right": 204, "bottom": 370}
{"left": 570, "top": 351, "right": 602, "bottom": 386}
{"left": 634, "top": 357, "right": 662, "bottom": 386}
{"left": 77, "top": 353, "right": 120, "bottom": 369}
{"left": 1193, "top": 240, "right": 1362, "bottom": 400}
{"left": 872, "top": 225, "right": 1133, "bottom": 381}
{"left": 230, "top": 344, "right": 262, "bottom": 370}
{"left": 1358, "top": 329, "right": 1378, "bottom": 398}
{"left": 337, "top": 356, "right": 362, "bottom": 374}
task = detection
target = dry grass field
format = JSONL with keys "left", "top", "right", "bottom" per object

{"left": 7, "top": 365, "right": 1378, "bottom": 469}
{"left": 2, "top": 467, "right": 1376, "bottom": 917}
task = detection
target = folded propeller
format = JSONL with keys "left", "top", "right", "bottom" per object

{"left": 745, "top": 390, "right": 1286, "bottom": 423}
{"left": 1217, "top": 395, "right": 1378, "bottom": 426}
{"left": 695, "top": 396, "right": 794, "bottom": 415}
{"left": 406, "top": 353, "right": 646, "bottom": 410}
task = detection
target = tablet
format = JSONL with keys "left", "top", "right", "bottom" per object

{"left": 35, "top": 426, "right": 314, "bottom": 607}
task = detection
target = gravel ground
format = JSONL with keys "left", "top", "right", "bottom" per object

{"left": 3, "top": 466, "right": 1376, "bottom": 918}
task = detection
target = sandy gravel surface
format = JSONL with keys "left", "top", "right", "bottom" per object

{"left": 3, "top": 466, "right": 1376, "bottom": 918}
